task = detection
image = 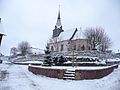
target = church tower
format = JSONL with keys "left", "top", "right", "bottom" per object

{"left": 52, "top": 7, "right": 64, "bottom": 38}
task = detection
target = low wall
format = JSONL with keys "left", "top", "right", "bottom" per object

{"left": 28, "top": 65, "right": 64, "bottom": 79}
{"left": 28, "top": 64, "right": 118, "bottom": 80}
{"left": 75, "top": 65, "right": 118, "bottom": 80}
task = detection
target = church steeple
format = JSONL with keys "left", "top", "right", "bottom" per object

{"left": 55, "top": 7, "right": 62, "bottom": 29}
{"left": 53, "top": 6, "right": 64, "bottom": 38}
{"left": 58, "top": 8, "right": 60, "bottom": 19}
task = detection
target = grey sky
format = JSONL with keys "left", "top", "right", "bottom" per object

{"left": 0, "top": 0, "right": 120, "bottom": 55}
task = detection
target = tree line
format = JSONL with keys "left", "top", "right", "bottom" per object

{"left": 84, "top": 27, "right": 111, "bottom": 52}
{"left": 10, "top": 41, "right": 32, "bottom": 56}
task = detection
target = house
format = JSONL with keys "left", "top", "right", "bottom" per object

{"left": 48, "top": 9, "right": 91, "bottom": 54}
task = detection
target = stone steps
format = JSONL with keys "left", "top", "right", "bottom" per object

{"left": 63, "top": 69, "right": 75, "bottom": 80}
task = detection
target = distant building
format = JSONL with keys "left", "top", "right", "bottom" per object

{"left": 48, "top": 9, "right": 91, "bottom": 54}
{"left": 0, "top": 18, "right": 5, "bottom": 46}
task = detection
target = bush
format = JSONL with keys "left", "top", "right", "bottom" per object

{"left": 58, "top": 56, "right": 66, "bottom": 65}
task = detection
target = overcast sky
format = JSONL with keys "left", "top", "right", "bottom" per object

{"left": 0, "top": 0, "right": 120, "bottom": 55}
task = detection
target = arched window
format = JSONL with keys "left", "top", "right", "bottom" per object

{"left": 88, "top": 46, "right": 90, "bottom": 50}
{"left": 51, "top": 46, "right": 54, "bottom": 51}
{"left": 81, "top": 45, "right": 85, "bottom": 51}
{"left": 77, "top": 44, "right": 81, "bottom": 51}
{"left": 61, "top": 44, "right": 64, "bottom": 51}
{"left": 74, "top": 45, "right": 76, "bottom": 50}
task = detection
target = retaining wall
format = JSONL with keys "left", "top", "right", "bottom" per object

{"left": 75, "top": 65, "right": 118, "bottom": 80}
{"left": 28, "top": 65, "right": 64, "bottom": 79}
{"left": 28, "top": 64, "right": 118, "bottom": 80}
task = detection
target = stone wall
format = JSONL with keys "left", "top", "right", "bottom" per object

{"left": 75, "top": 65, "right": 118, "bottom": 80}
{"left": 28, "top": 65, "right": 64, "bottom": 79}
{"left": 28, "top": 64, "right": 118, "bottom": 80}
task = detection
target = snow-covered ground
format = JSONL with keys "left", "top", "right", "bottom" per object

{"left": 0, "top": 61, "right": 120, "bottom": 90}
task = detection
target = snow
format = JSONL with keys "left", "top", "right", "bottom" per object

{"left": 29, "top": 64, "right": 117, "bottom": 70}
{"left": 64, "top": 61, "right": 72, "bottom": 64}
{"left": 107, "top": 58, "right": 120, "bottom": 62}
{"left": 64, "top": 61, "right": 105, "bottom": 65}
{"left": 76, "top": 56, "right": 99, "bottom": 59}
{"left": 14, "top": 61, "right": 43, "bottom": 64}
{"left": 0, "top": 61, "right": 120, "bottom": 90}
{"left": 59, "top": 28, "right": 86, "bottom": 41}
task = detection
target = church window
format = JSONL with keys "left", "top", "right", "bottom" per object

{"left": 88, "top": 46, "right": 90, "bottom": 50}
{"left": 81, "top": 45, "right": 85, "bottom": 51}
{"left": 61, "top": 44, "right": 64, "bottom": 51}
{"left": 74, "top": 45, "right": 76, "bottom": 50}
{"left": 77, "top": 44, "right": 81, "bottom": 51}
{"left": 51, "top": 46, "right": 54, "bottom": 51}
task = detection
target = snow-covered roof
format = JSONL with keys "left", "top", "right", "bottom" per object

{"left": 0, "top": 19, "right": 5, "bottom": 35}
{"left": 58, "top": 28, "right": 86, "bottom": 41}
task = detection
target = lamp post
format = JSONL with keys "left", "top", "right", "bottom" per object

{"left": 72, "top": 43, "right": 74, "bottom": 67}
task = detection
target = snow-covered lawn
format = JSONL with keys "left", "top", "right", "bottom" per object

{"left": 0, "top": 61, "right": 120, "bottom": 90}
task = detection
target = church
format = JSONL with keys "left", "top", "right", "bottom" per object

{"left": 48, "top": 9, "right": 91, "bottom": 54}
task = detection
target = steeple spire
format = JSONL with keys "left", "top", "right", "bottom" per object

{"left": 52, "top": 6, "right": 64, "bottom": 38}
{"left": 58, "top": 5, "right": 60, "bottom": 19}
{"left": 55, "top": 5, "right": 62, "bottom": 29}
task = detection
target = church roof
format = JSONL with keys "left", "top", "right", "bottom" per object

{"left": 58, "top": 28, "right": 86, "bottom": 41}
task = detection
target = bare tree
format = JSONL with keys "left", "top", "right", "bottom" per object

{"left": 18, "top": 41, "right": 32, "bottom": 56}
{"left": 84, "top": 27, "right": 111, "bottom": 52}
{"left": 10, "top": 47, "right": 18, "bottom": 56}
{"left": 99, "top": 35, "right": 111, "bottom": 52}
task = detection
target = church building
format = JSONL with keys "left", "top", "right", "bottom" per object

{"left": 48, "top": 9, "right": 91, "bottom": 54}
